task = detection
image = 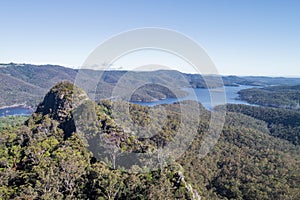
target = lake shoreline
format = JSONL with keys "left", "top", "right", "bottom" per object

{"left": 0, "top": 103, "right": 34, "bottom": 111}
{"left": 132, "top": 85, "right": 258, "bottom": 110}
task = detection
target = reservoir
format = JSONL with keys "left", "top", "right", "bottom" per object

{"left": 131, "top": 85, "right": 256, "bottom": 110}
{"left": 0, "top": 106, "right": 33, "bottom": 117}
{"left": 0, "top": 85, "right": 256, "bottom": 117}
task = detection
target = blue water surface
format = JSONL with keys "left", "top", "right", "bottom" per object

{"left": 0, "top": 106, "right": 33, "bottom": 117}
{"left": 131, "top": 85, "right": 256, "bottom": 110}
{"left": 0, "top": 85, "right": 256, "bottom": 117}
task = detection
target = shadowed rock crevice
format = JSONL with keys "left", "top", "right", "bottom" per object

{"left": 35, "top": 81, "right": 88, "bottom": 138}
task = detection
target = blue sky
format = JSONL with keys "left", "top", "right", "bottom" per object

{"left": 1, "top": 0, "right": 300, "bottom": 76}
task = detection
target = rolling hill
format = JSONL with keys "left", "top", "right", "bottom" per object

{"left": 2, "top": 63, "right": 300, "bottom": 109}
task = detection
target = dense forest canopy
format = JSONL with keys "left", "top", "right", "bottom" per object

{"left": 0, "top": 81, "right": 299, "bottom": 199}
{"left": 238, "top": 85, "right": 300, "bottom": 110}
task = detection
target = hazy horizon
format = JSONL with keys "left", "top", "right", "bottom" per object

{"left": 1, "top": 1, "right": 300, "bottom": 76}
{"left": 2, "top": 62, "right": 300, "bottom": 78}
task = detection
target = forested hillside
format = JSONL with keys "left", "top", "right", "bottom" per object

{"left": 0, "top": 82, "right": 299, "bottom": 199}
{"left": 0, "top": 82, "right": 201, "bottom": 199}
{"left": 221, "top": 104, "right": 300, "bottom": 145}
{"left": 238, "top": 85, "right": 300, "bottom": 110}
{"left": 0, "top": 116, "right": 27, "bottom": 132}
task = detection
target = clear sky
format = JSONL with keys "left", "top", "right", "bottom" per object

{"left": 1, "top": 0, "right": 300, "bottom": 76}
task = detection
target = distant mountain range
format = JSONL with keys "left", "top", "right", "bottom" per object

{"left": 1, "top": 63, "right": 300, "bottom": 108}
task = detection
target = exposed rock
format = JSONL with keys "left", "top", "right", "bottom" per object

{"left": 35, "top": 81, "right": 89, "bottom": 138}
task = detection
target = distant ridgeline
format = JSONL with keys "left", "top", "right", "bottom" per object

{"left": 0, "top": 81, "right": 299, "bottom": 199}
{"left": 2, "top": 63, "right": 300, "bottom": 109}
{"left": 238, "top": 84, "right": 300, "bottom": 110}
{"left": 217, "top": 103, "right": 300, "bottom": 145}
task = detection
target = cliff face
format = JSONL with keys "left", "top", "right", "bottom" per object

{"left": 35, "top": 81, "right": 89, "bottom": 117}
{"left": 35, "top": 81, "right": 88, "bottom": 138}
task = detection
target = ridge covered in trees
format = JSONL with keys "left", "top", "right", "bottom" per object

{"left": 0, "top": 81, "right": 299, "bottom": 199}
{"left": 218, "top": 104, "right": 300, "bottom": 145}
{"left": 238, "top": 85, "right": 300, "bottom": 110}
